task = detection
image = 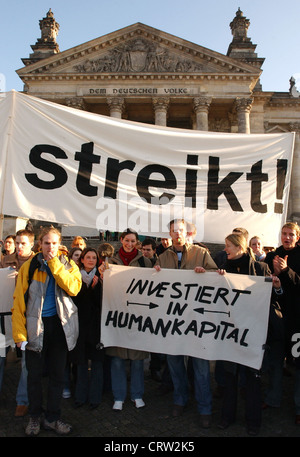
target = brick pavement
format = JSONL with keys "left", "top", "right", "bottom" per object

{"left": 0, "top": 353, "right": 299, "bottom": 439}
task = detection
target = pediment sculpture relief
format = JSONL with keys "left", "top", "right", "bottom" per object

{"left": 73, "top": 38, "right": 206, "bottom": 73}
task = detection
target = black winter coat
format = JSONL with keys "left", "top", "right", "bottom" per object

{"left": 265, "top": 245, "right": 300, "bottom": 336}
{"left": 221, "top": 252, "right": 270, "bottom": 276}
{"left": 70, "top": 271, "right": 104, "bottom": 364}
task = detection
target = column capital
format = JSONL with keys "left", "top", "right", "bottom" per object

{"left": 65, "top": 97, "right": 85, "bottom": 110}
{"left": 193, "top": 96, "right": 212, "bottom": 113}
{"left": 152, "top": 97, "right": 170, "bottom": 111}
{"left": 234, "top": 97, "right": 253, "bottom": 113}
{"left": 289, "top": 122, "right": 300, "bottom": 134}
{"left": 107, "top": 97, "right": 125, "bottom": 109}
{"left": 107, "top": 97, "right": 125, "bottom": 118}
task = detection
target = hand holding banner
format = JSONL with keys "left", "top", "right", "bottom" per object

{"left": 101, "top": 265, "right": 273, "bottom": 370}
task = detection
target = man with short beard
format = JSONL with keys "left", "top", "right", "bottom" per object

{"left": 154, "top": 219, "right": 217, "bottom": 429}
{"left": 0, "top": 229, "right": 34, "bottom": 270}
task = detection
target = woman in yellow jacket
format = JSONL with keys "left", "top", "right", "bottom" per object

{"left": 12, "top": 227, "right": 81, "bottom": 437}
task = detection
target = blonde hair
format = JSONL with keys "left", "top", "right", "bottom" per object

{"left": 282, "top": 222, "right": 300, "bottom": 237}
{"left": 39, "top": 226, "right": 61, "bottom": 243}
{"left": 226, "top": 233, "right": 248, "bottom": 254}
{"left": 249, "top": 235, "right": 262, "bottom": 247}
{"left": 232, "top": 227, "right": 249, "bottom": 241}
{"left": 71, "top": 236, "right": 86, "bottom": 249}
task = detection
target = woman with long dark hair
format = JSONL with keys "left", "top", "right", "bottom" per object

{"left": 101, "top": 228, "right": 152, "bottom": 411}
{"left": 72, "top": 248, "right": 104, "bottom": 409}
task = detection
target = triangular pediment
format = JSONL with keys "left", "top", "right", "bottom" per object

{"left": 17, "top": 23, "right": 261, "bottom": 78}
{"left": 265, "top": 124, "right": 289, "bottom": 133}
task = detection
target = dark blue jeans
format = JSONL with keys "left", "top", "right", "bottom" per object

{"left": 167, "top": 355, "right": 212, "bottom": 415}
{"left": 110, "top": 357, "right": 144, "bottom": 401}
{"left": 25, "top": 315, "right": 68, "bottom": 422}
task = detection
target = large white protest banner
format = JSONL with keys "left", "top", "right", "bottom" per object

{"left": 0, "top": 91, "right": 295, "bottom": 244}
{"left": 101, "top": 265, "right": 273, "bottom": 370}
{"left": 0, "top": 268, "right": 16, "bottom": 355}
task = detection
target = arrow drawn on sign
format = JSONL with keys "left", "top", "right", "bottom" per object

{"left": 194, "top": 307, "right": 230, "bottom": 317}
{"left": 127, "top": 301, "right": 159, "bottom": 310}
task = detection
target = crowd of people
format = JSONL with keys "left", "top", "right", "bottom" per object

{"left": 0, "top": 219, "right": 299, "bottom": 437}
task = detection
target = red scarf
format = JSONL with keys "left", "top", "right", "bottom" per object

{"left": 118, "top": 247, "right": 138, "bottom": 266}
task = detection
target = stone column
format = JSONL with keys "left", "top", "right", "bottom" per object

{"left": 193, "top": 97, "right": 211, "bottom": 131}
{"left": 234, "top": 97, "right": 253, "bottom": 133}
{"left": 152, "top": 97, "right": 169, "bottom": 126}
{"left": 1, "top": 216, "right": 29, "bottom": 239}
{"left": 107, "top": 97, "right": 125, "bottom": 118}
{"left": 289, "top": 123, "right": 300, "bottom": 222}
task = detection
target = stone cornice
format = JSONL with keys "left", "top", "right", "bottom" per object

{"left": 251, "top": 91, "right": 300, "bottom": 108}
{"left": 268, "top": 96, "right": 300, "bottom": 109}
{"left": 21, "top": 73, "right": 257, "bottom": 82}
